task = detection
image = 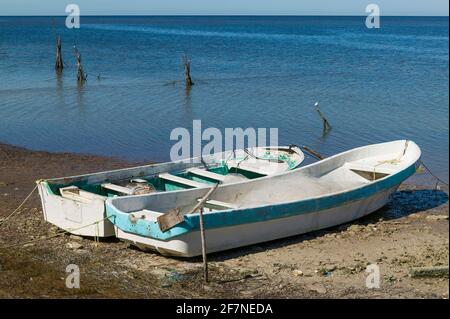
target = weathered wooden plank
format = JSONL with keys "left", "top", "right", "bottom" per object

{"left": 159, "top": 173, "right": 207, "bottom": 188}
{"left": 101, "top": 183, "right": 134, "bottom": 195}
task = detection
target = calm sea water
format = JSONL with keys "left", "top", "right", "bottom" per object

{"left": 0, "top": 16, "right": 448, "bottom": 184}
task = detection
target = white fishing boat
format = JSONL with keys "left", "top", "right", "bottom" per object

{"left": 37, "top": 146, "right": 304, "bottom": 237}
{"left": 106, "top": 140, "right": 421, "bottom": 257}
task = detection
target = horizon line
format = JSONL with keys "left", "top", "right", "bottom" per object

{"left": 0, "top": 14, "right": 448, "bottom": 17}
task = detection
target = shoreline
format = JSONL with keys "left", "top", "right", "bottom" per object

{"left": 0, "top": 142, "right": 448, "bottom": 298}
{"left": 2, "top": 141, "right": 446, "bottom": 187}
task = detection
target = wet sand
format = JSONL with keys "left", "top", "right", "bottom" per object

{"left": 0, "top": 142, "right": 448, "bottom": 298}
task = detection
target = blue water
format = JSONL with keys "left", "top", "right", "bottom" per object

{"left": 0, "top": 16, "right": 448, "bottom": 184}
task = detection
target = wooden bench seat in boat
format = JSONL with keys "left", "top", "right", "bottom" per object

{"left": 187, "top": 167, "right": 227, "bottom": 183}
{"left": 60, "top": 186, "right": 105, "bottom": 203}
{"left": 159, "top": 173, "right": 208, "bottom": 188}
{"left": 101, "top": 183, "right": 135, "bottom": 195}
{"left": 188, "top": 168, "right": 248, "bottom": 184}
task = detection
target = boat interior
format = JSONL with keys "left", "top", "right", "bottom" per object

{"left": 46, "top": 164, "right": 265, "bottom": 201}
{"left": 43, "top": 147, "right": 302, "bottom": 203}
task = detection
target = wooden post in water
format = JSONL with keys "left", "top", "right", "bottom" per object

{"left": 314, "top": 102, "right": 331, "bottom": 132}
{"left": 199, "top": 206, "right": 209, "bottom": 283}
{"left": 55, "top": 36, "right": 64, "bottom": 71}
{"left": 183, "top": 53, "right": 194, "bottom": 88}
{"left": 74, "top": 46, "right": 86, "bottom": 84}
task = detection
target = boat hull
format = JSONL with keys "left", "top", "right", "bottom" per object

{"left": 37, "top": 146, "right": 303, "bottom": 237}
{"left": 114, "top": 184, "right": 398, "bottom": 257}
{"left": 107, "top": 140, "right": 421, "bottom": 257}
{"left": 37, "top": 183, "right": 112, "bottom": 237}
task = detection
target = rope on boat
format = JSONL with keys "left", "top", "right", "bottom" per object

{"left": 0, "top": 185, "right": 38, "bottom": 228}
{"left": 243, "top": 148, "right": 284, "bottom": 163}
{"left": 0, "top": 216, "right": 110, "bottom": 250}
{"left": 200, "top": 157, "right": 210, "bottom": 170}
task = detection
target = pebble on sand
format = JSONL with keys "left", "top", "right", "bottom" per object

{"left": 66, "top": 242, "right": 83, "bottom": 250}
{"left": 292, "top": 269, "right": 304, "bottom": 277}
{"left": 347, "top": 224, "right": 363, "bottom": 232}
{"left": 69, "top": 235, "right": 83, "bottom": 241}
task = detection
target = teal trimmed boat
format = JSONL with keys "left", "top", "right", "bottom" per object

{"left": 105, "top": 140, "right": 421, "bottom": 257}
{"left": 37, "top": 146, "right": 304, "bottom": 237}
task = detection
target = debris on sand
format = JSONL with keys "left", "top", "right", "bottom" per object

{"left": 66, "top": 242, "right": 83, "bottom": 250}
{"left": 409, "top": 266, "right": 449, "bottom": 278}
{"left": 425, "top": 215, "right": 449, "bottom": 221}
{"left": 69, "top": 235, "right": 83, "bottom": 241}
{"left": 292, "top": 269, "right": 304, "bottom": 277}
{"left": 347, "top": 224, "right": 363, "bottom": 233}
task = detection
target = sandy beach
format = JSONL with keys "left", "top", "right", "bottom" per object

{"left": 0, "top": 142, "right": 448, "bottom": 298}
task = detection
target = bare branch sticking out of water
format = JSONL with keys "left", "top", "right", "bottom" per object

{"left": 55, "top": 36, "right": 63, "bottom": 71}
{"left": 315, "top": 102, "right": 331, "bottom": 132}
{"left": 73, "top": 45, "right": 87, "bottom": 84}
{"left": 182, "top": 53, "right": 194, "bottom": 88}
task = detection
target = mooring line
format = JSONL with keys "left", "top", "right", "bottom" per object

{"left": 0, "top": 216, "right": 110, "bottom": 250}
{"left": 420, "top": 160, "right": 449, "bottom": 187}
{"left": 0, "top": 185, "right": 38, "bottom": 228}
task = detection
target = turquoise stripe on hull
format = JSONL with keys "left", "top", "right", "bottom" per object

{"left": 106, "top": 162, "right": 418, "bottom": 241}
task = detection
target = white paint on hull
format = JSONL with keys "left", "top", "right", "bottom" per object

{"left": 115, "top": 185, "right": 398, "bottom": 257}
{"left": 38, "top": 183, "right": 113, "bottom": 236}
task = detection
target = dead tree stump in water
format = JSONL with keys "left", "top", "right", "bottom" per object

{"left": 55, "top": 36, "right": 64, "bottom": 71}
{"left": 73, "top": 46, "right": 86, "bottom": 84}
{"left": 314, "top": 102, "right": 331, "bottom": 132}
{"left": 182, "top": 53, "right": 194, "bottom": 87}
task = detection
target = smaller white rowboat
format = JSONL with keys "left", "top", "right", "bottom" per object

{"left": 37, "top": 146, "right": 304, "bottom": 237}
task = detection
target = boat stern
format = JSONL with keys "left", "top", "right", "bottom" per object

{"left": 36, "top": 180, "right": 115, "bottom": 237}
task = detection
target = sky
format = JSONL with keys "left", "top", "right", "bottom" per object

{"left": 0, "top": 0, "right": 448, "bottom": 16}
